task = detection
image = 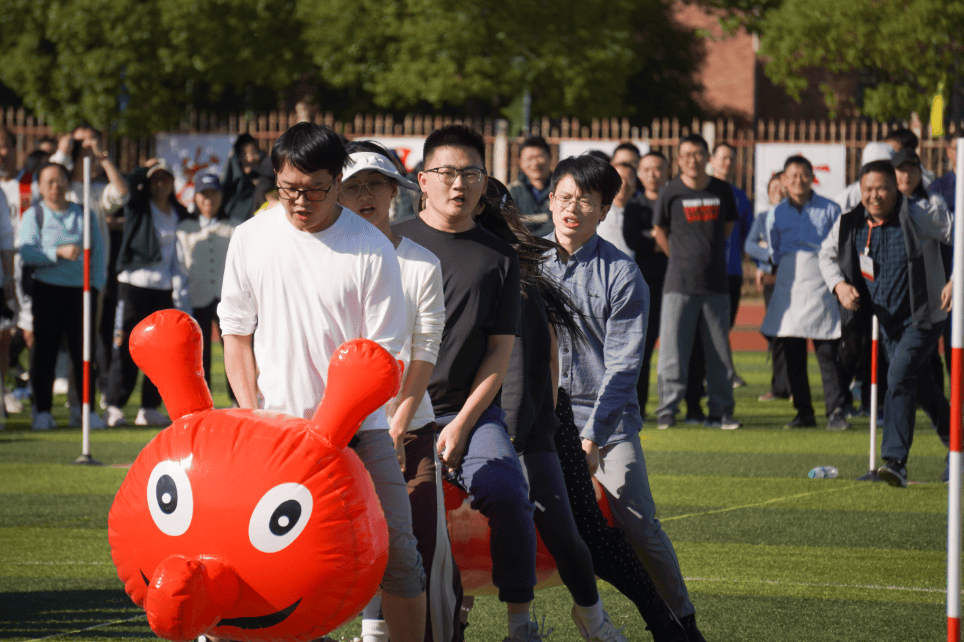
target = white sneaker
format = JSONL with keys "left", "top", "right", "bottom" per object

{"left": 136, "top": 407, "right": 171, "bottom": 427}
{"left": 572, "top": 606, "right": 627, "bottom": 642}
{"left": 4, "top": 391, "right": 21, "bottom": 414}
{"left": 53, "top": 377, "right": 69, "bottom": 395}
{"left": 106, "top": 405, "right": 127, "bottom": 427}
{"left": 69, "top": 407, "right": 106, "bottom": 429}
{"left": 32, "top": 411, "right": 57, "bottom": 431}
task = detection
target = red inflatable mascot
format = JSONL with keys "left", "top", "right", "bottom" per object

{"left": 108, "top": 310, "right": 401, "bottom": 642}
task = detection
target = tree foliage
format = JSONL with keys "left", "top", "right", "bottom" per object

{"left": 0, "top": 0, "right": 307, "bottom": 135}
{"left": 0, "top": 0, "right": 705, "bottom": 133}
{"left": 695, "top": 0, "right": 964, "bottom": 121}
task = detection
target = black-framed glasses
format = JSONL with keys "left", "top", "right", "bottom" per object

{"left": 341, "top": 177, "right": 393, "bottom": 200}
{"left": 424, "top": 166, "right": 485, "bottom": 185}
{"left": 552, "top": 193, "right": 596, "bottom": 213}
{"left": 277, "top": 177, "right": 337, "bottom": 203}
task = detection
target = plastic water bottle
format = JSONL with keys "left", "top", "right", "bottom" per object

{"left": 808, "top": 466, "right": 839, "bottom": 479}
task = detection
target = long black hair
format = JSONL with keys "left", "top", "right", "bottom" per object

{"left": 476, "top": 178, "right": 585, "bottom": 343}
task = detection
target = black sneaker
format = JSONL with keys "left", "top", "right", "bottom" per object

{"left": 878, "top": 459, "right": 908, "bottom": 488}
{"left": 679, "top": 613, "right": 707, "bottom": 642}
{"left": 786, "top": 412, "right": 816, "bottom": 428}
{"left": 826, "top": 408, "right": 851, "bottom": 431}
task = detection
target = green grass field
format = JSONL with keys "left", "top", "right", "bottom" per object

{"left": 0, "top": 350, "right": 954, "bottom": 641}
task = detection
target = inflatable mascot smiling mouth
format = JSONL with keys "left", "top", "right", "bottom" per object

{"left": 108, "top": 310, "right": 400, "bottom": 642}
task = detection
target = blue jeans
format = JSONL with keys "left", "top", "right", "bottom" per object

{"left": 879, "top": 321, "right": 950, "bottom": 464}
{"left": 656, "top": 292, "right": 735, "bottom": 418}
{"left": 437, "top": 406, "right": 537, "bottom": 603}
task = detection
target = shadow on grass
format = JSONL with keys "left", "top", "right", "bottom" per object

{"left": 0, "top": 590, "right": 151, "bottom": 640}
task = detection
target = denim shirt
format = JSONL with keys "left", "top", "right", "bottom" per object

{"left": 543, "top": 233, "right": 648, "bottom": 447}
{"left": 767, "top": 192, "right": 841, "bottom": 264}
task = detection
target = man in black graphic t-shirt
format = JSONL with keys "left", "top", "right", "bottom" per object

{"left": 652, "top": 134, "right": 740, "bottom": 429}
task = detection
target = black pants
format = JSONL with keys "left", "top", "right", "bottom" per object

{"left": 104, "top": 283, "right": 173, "bottom": 410}
{"left": 776, "top": 337, "right": 845, "bottom": 418}
{"left": 762, "top": 283, "right": 791, "bottom": 398}
{"left": 31, "top": 281, "right": 96, "bottom": 413}
{"left": 191, "top": 299, "right": 235, "bottom": 402}
{"left": 839, "top": 312, "right": 888, "bottom": 411}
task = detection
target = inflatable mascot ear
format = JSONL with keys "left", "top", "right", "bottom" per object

{"left": 109, "top": 310, "right": 400, "bottom": 642}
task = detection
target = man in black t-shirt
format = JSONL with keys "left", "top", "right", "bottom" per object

{"left": 394, "top": 126, "right": 545, "bottom": 641}
{"left": 652, "top": 134, "right": 740, "bottom": 429}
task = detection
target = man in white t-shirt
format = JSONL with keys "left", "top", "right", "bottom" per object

{"left": 218, "top": 123, "right": 426, "bottom": 642}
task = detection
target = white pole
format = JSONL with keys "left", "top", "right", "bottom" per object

{"left": 947, "top": 137, "right": 964, "bottom": 642}
{"left": 81, "top": 157, "right": 91, "bottom": 457}
{"left": 869, "top": 315, "right": 879, "bottom": 472}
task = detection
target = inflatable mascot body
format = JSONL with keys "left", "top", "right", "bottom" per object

{"left": 108, "top": 310, "right": 401, "bottom": 642}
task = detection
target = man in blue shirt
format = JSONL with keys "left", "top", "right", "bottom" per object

{"left": 544, "top": 154, "right": 707, "bottom": 642}
{"left": 761, "top": 156, "right": 849, "bottom": 430}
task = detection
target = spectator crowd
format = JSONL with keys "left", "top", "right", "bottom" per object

{"left": 0, "top": 120, "right": 958, "bottom": 642}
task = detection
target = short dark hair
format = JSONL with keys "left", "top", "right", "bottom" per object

{"left": 613, "top": 142, "right": 641, "bottom": 157}
{"left": 424, "top": 125, "right": 486, "bottom": 167}
{"left": 859, "top": 160, "right": 897, "bottom": 184}
{"left": 345, "top": 139, "right": 407, "bottom": 174}
{"left": 679, "top": 134, "right": 709, "bottom": 153}
{"left": 713, "top": 142, "right": 736, "bottom": 155}
{"left": 641, "top": 150, "right": 668, "bottom": 163}
{"left": 884, "top": 127, "right": 919, "bottom": 151}
{"left": 783, "top": 155, "right": 813, "bottom": 175}
{"left": 518, "top": 135, "right": 550, "bottom": 157}
{"left": 23, "top": 149, "right": 49, "bottom": 174}
{"left": 36, "top": 161, "right": 69, "bottom": 183}
{"left": 271, "top": 123, "right": 349, "bottom": 177}
{"left": 550, "top": 155, "right": 623, "bottom": 208}
{"left": 586, "top": 149, "right": 611, "bottom": 163}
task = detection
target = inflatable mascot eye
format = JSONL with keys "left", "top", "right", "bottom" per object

{"left": 147, "top": 459, "right": 194, "bottom": 537}
{"left": 249, "top": 483, "right": 314, "bottom": 553}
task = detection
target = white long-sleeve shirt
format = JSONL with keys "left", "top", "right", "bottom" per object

{"left": 388, "top": 237, "right": 445, "bottom": 432}
{"left": 218, "top": 205, "right": 406, "bottom": 430}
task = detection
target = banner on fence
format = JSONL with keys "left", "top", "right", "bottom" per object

{"left": 155, "top": 133, "right": 236, "bottom": 208}
{"left": 557, "top": 140, "right": 651, "bottom": 160}
{"left": 753, "top": 143, "right": 847, "bottom": 214}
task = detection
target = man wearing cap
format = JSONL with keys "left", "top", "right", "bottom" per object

{"left": 176, "top": 173, "right": 236, "bottom": 396}
{"left": 819, "top": 159, "right": 953, "bottom": 487}
{"left": 103, "top": 159, "right": 189, "bottom": 427}
{"left": 835, "top": 142, "right": 896, "bottom": 212}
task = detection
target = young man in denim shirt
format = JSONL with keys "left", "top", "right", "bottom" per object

{"left": 543, "top": 155, "right": 707, "bottom": 642}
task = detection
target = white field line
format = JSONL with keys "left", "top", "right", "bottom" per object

{"left": 684, "top": 575, "right": 945, "bottom": 594}
{"left": 660, "top": 483, "right": 857, "bottom": 522}
{"left": 24, "top": 614, "right": 146, "bottom": 642}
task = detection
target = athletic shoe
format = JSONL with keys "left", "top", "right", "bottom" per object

{"left": 826, "top": 408, "right": 851, "bottom": 431}
{"left": 683, "top": 411, "right": 705, "bottom": 425}
{"left": 68, "top": 407, "right": 106, "bottom": 429}
{"left": 732, "top": 373, "right": 746, "bottom": 388}
{"left": 878, "top": 459, "right": 908, "bottom": 488}
{"left": 845, "top": 406, "right": 869, "bottom": 418}
{"left": 4, "top": 391, "right": 22, "bottom": 414}
{"left": 53, "top": 377, "right": 69, "bottom": 395}
{"left": 572, "top": 605, "right": 628, "bottom": 642}
{"left": 32, "top": 411, "right": 57, "bottom": 431}
{"left": 136, "top": 407, "right": 171, "bottom": 427}
{"left": 757, "top": 391, "right": 783, "bottom": 402}
{"left": 705, "top": 415, "right": 741, "bottom": 430}
{"left": 785, "top": 412, "right": 816, "bottom": 428}
{"left": 657, "top": 414, "right": 675, "bottom": 430}
{"left": 680, "top": 613, "right": 707, "bottom": 642}
{"left": 106, "top": 405, "right": 127, "bottom": 427}
{"left": 504, "top": 617, "right": 553, "bottom": 642}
